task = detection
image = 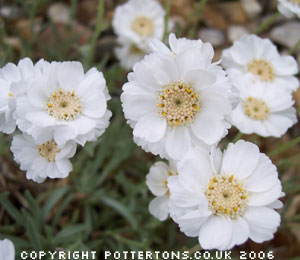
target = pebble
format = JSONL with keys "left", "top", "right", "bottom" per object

{"left": 48, "top": 3, "right": 71, "bottom": 24}
{"left": 240, "top": 0, "right": 262, "bottom": 19}
{"left": 199, "top": 28, "right": 226, "bottom": 47}
{"left": 270, "top": 21, "right": 300, "bottom": 49}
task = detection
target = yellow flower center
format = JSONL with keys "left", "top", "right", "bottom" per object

{"left": 46, "top": 89, "right": 82, "bottom": 121}
{"left": 38, "top": 140, "right": 60, "bottom": 162}
{"left": 244, "top": 97, "right": 270, "bottom": 121}
{"left": 157, "top": 82, "right": 200, "bottom": 127}
{"left": 247, "top": 59, "right": 274, "bottom": 82}
{"left": 205, "top": 175, "right": 248, "bottom": 219}
{"left": 132, "top": 16, "right": 154, "bottom": 37}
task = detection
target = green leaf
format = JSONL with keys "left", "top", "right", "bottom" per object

{"left": 100, "top": 196, "right": 138, "bottom": 230}
{"left": 0, "top": 193, "right": 23, "bottom": 225}
{"left": 41, "top": 186, "right": 69, "bottom": 221}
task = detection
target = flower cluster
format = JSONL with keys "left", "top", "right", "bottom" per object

{"left": 222, "top": 34, "right": 299, "bottom": 137}
{"left": 121, "top": 33, "right": 295, "bottom": 250}
{"left": 0, "top": 58, "right": 111, "bottom": 183}
{"left": 112, "top": 0, "right": 172, "bottom": 70}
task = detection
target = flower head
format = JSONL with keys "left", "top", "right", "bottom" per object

{"left": 168, "top": 140, "right": 283, "bottom": 250}
{"left": 146, "top": 160, "right": 177, "bottom": 221}
{"left": 14, "top": 61, "right": 112, "bottom": 146}
{"left": 0, "top": 239, "right": 15, "bottom": 260}
{"left": 222, "top": 34, "right": 299, "bottom": 92}
{"left": 11, "top": 133, "right": 76, "bottom": 183}
{"left": 0, "top": 58, "right": 34, "bottom": 134}
{"left": 121, "top": 33, "right": 238, "bottom": 160}
{"left": 277, "top": 0, "right": 300, "bottom": 18}
{"left": 231, "top": 78, "right": 297, "bottom": 137}
{"left": 112, "top": 0, "right": 167, "bottom": 51}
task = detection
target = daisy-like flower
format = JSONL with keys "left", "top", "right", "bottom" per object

{"left": 112, "top": 0, "right": 168, "bottom": 51}
{"left": 11, "top": 133, "right": 76, "bottom": 183}
{"left": 115, "top": 37, "right": 147, "bottom": 70}
{"left": 0, "top": 239, "right": 15, "bottom": 260}
{"left": 168, "top": 140, "right": 283, "bottom": 250}
{"left": 231, "top": 77, "right": 297, "bottom": 137}
{"left": 146, "top": 160, "right": 178, "bottom": 221}
{"left": 0, "top": 58, "right": 34, "bottom": 134}
{"left": 121, "top": 33, "right": 238, "bottom": 160}
{"left": 222, "top": 34, "right": 299, "bottom": 92}
{"left": 277, "top": 0, "right": 300, "bottom": 18}
{"left": 14, "top": 61, "right": 112, "bottom": 146}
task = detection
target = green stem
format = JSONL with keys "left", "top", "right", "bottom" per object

{"left": 255, "top": 11, "right": 280, "bottom": 35}
{"left": 288, "top": 39, "right": 300, "bottom": 55}
{"left": 269, "top": 136, "right": 300, "bottom": 157}
{"left": 188, "top": 243, "right": 201, "bottom": 256}
{"left": 87, "top": 0, "right": 104, "bottom": 67}
{"left": 233, "top": 132, "right": 243, "bottom": 143}
{"left": 162, "top": 0, "right": 170, "bottom": 42}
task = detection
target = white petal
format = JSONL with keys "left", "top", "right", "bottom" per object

{"left": 221, "top": 140, "right": 260, "bottom": 180}
{"left": 273, "top": 55, "right": 298, "bottom": 76}
{"left": 245, "top": 153, "right": 278, "bottom": 192}
{"left": 57, "top": 62, "right": 84, "bottom": 90}
{"left": 243, "top": 206, "right": 280, "bottom": 243}
{"left": 165, "top": 127, "right": 191, "bottom": 160}
{"left": 227, "top": 217, "right": 249, "bottom": 249}
{"left": 177, "top": 147, "right": 212, "bottom": 193}
{"left": 133, "top": 113, "right": 166, "bottom": 143}
{"left": 191, "top": 111, "right": 227, "bottom": 145}
{"left": 248, "top": 179, "right": 282, "bottom": 207}
{"left": 56, "top": 159, "right": 72, "bottom": 176}
{"left": 177, "top": 210, "right": 208, "bottom": 237}
{"left": 198, "top": 215, "right": 233, "bottom": 250}
{"left": 168, "top": 176, "right": 202, "bottom": 208}
{"left": 0, "top": 239, "right": 15, "bottom": 260}
{"left": 149, "top": 195, "right": 169, "bottom": 221}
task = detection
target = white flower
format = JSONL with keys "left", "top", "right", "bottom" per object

{"left": 14, "top": 61, "right": 112, "bottom": 146}
{"left": 146, "top": 160, "right": 177, "bottom": 221}
{"left": 121, "top": 33, "right": 238, "bottom": 160}
{"left": 112, "top": 0, "right": 168, "bottom": 51}
{"left": 11, "top": 133, "right": 76, "bottom": 183}
{"left": 0, "top": 239, "right": 15, "bottom": 260}
{"left": 0, "top": 58, "right": 34, "bottom": 134}
{"left": 231, "top": 77, "right": 297, "bottom": 137}
{"left": 278, "top": 0, "right": 300, "bottom": 18}
{"left": 115, "top": 37, "right": 147, "bottom": 70}
{"left": 168, "top": 140, "right": 283, "bottom": 250}
{"left": 222, "top": 34, "right": 299, "bottom": 92}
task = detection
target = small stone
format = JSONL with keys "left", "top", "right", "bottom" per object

{"left": 270, "top": 22, "right": 300, "bottom": 49}
{"left": 48, "top": 3, "right": 71, "bottom": 24}
{"left": 198, "top": 28, "right": 226, "bottom": 47}
{"left": 227, "top": 25, "right": 250, "bottom": 42}
{"left": 240, "top": 0, "right": 262, "bottom": 19}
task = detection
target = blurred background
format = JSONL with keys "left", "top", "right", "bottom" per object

{"left": 0, "top": 0, "right": 299, "bottom": 259}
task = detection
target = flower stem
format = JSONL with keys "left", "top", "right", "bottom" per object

{"left": 288, "top": 39, "right": 300, "bottom": 55}
{"left": 87, "top": 0, "right": 104, "bottom": 67}
{"left": 233, "top": 131, "right": 243, "bottom": 143}
{"left": 269, "top": 136, "right": 300, "bottom": 157}
{"left": 255, "top": 11, "right": 280, "bottom": 35}
{"left": 163, "top": 0, "right": 170, "bottom": 42}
